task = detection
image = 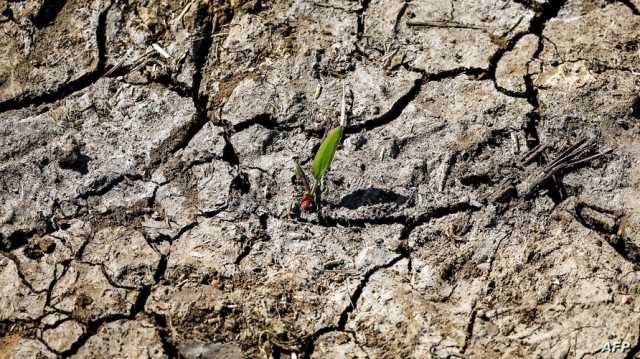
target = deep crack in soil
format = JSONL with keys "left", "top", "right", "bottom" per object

{"left": 2, "top": 0, "right": 640, "bottom": 357}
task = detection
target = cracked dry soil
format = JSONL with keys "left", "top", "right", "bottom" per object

{"left": 1, "top": 0, "right": 640, "bottom": 358}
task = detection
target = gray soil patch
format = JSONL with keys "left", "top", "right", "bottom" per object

{"left": 1, "top": 0, "right": 640, "bottom": 358}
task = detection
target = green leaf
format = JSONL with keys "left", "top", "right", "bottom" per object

{"left": 312, "top": 127, "right": 343, "bottom": 181}
{"left": 293, "top": 160, "right": 311, "bottom": 193}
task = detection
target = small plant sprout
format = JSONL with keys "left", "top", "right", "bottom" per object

{"left": 292, "top": 84, "right": 347, "bottom": 213}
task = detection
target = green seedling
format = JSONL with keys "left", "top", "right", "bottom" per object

{"left": 292, "top": 85, "right": 346, "bottom": 212}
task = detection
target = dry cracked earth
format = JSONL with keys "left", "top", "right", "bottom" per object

{"left": 1, "top": 0, "right": 640, "bottom": 358}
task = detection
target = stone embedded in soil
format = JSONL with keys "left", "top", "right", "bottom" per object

{"left": 71, "top": 318, "right": 166, "bottom": 359}
{"left": 0, "top": 0, "right": 106, "bottom": 104}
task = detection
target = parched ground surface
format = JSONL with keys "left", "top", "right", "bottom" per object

{"left": 1, "top": 0, "right": 640, "bottom": 358}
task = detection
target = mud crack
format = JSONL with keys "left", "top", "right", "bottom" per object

{"left": 486, "top": 0, "right": 568, "bottom": 104}
{"left": 0, "top": 0, "right": 113, "bottom": 113}
{"left": 58, "top": 252, "right": 168, "bottom": 357}
{"left": 618, "top": 0, "right": 640, "bottom": 15}
{"left": 31, "top": 0, "right": 68, "bottom": 29}
{"left": 300, "top": 251, "right": 408, "bottom": 358}
{"left": 346, "top": 66, "right": 485, "bottom": 134}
